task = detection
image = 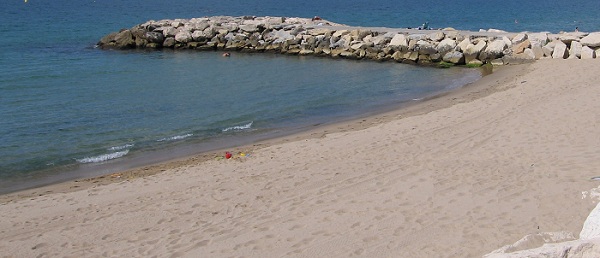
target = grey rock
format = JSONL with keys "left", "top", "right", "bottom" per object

{"left": 437, "top": 38, "right": 456, "bottom": 54}
{"left": 427, "top": 31, "right": 445, "bottom": 42}
{"left": 389, "top": 34, "right": 408, "bottom": 48}
{"left": 239, "top": 24, "right": 259, "bottom": 33}
{"left": 442, "top": 51, "right": 465, "bottom": 64}
{"left": 552, "top": 40, "right": 569, "bottom": 59}
{"left": 464, "top": 40, "right": 486, "bottom": 63}
{"left": 581, "top": 32, "right": 600, "bottom": 47}
{"left": 511, "top": 33, "right": 527, "bottom": 44}
{"left": 146, "top": 31, "right": 164, "bottom": 44}
{"left": 581, "top": 46, "right": 596, "bottom": 59}
{"left": 568, "top": 41, "right": 582, "bottom": 59}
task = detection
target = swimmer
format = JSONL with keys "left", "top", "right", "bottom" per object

{"left": 222, "top": 52, "right": 230, "bottom": 57}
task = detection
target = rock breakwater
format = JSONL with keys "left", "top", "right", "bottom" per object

{"left": 98, "top": 16, "right": 600, "bottom": 66}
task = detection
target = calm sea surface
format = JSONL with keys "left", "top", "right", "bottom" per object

{"left": 1, "top": 0, "right": 599, "bottom": 193}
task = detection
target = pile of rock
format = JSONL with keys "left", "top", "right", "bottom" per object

{"left": 97, "top": 16, "right": 600, "bottom": 66}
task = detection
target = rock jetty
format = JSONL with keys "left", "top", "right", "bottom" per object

{"left": 97, "top": 16, "right": 600, "bottom": 66}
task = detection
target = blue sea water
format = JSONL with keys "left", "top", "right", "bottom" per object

{"left": 1, "top": 0, "right": 599, "bottom": 193}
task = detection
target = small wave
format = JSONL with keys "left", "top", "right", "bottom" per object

{"left": 108, "top": 144, "right": 134, "bottom": 151}
{"left": 76, "top": 150, "right": 129, "bottom": 164}
{"left": 157, "top": 133, "right": 193, "bottom": 142}
{"left": 222, "top": 121, "right": 253, "bottom": 132}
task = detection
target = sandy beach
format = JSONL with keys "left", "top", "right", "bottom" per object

{"left": 2, "top": 59, "right": 600, "bottom": 257}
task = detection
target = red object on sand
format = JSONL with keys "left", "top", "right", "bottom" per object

{"left": 225, "top": 152, "right": 232, "bottom": 159}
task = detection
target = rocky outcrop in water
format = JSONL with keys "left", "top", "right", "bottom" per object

{"left": 98, "top": 16, "right": 600, "bottom": 66}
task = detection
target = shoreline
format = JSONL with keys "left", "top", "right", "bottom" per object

{"left": 0, "top": 63, "right": 494, "bottom": 202}
{"left": 2, "top": 59, "right": 600, "bottom": 257}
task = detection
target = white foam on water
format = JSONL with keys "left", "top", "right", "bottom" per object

{"left": 157, "top": 133, "right": 193, "bottom": 142}
{"left": 222, "top": 121, "right": 253, "bottom": 132}
{"left": 108, "top": 144, "right": 134, "bottom": 151}
{"left": 76, "top": 150, "right": 129, "bottom": 164}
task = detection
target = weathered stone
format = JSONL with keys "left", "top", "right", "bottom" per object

{"left": 427, "top": 31, "right": 445, "bottom": 42}
{"left": 542, "top": 45, "right": 553, "bottom": 57}
{"left": 416, "top": 40, "right": 437, "bottom": 55}
{"left": 568, "top": 41, "right": 582, "bottom": 59}
{"left": 512, "top": 39, "right": 531, "bottom": 54}
{"left": 502, "top": 36, "right": 512, "bottom": 48}
{"left": 581, "top": 32, "right": 600, "bottom": 47}
{"left": 408, "top": 39, "right": 417, "bottom": 51}
{"left": 161, "top": 26, "right": 178, "bottom": 37}
{"left": 429, "top": 53, "right": 442, "bottom": 62}
{"left": 268, "top": 30, "right": 294, "bottom": 43}
{"left": 437, "top": 38, "right": 456, "bottom": 54}
{"left": 443, "top": 30, "right": 459, "bottom": 40}
{"left": 308, "top": 28, "right": 331, "bottom": 36}
{"left": 391, "top": 51, "right": 405, "bottom": 61}
{"left": 332, "top": 30, "right": 349, "bottom": 38}
{"left": 113, "top": 30, "right": 136, "bottom": 49}
{"left": 490, "top": 58, "right": 504, "bottom": 66}
{"left": 552, "top": 40, "right": 568, "bottom": 59}
{"left": 299, "top": 49, "right": 314, "bottom": 55}
{"left": 406, "top": 51, "right": 419, "bottom": 61}
{"left": 467, "top": 59, "right": 483, "bottom": 66}
{"left": 528, "top": 32, "right": 549, "bottom": 46}
{"left": 417, "top": 54, "right": 432, "bottom": 64}
{"left": 457, "top": 38, "right": 471, "bottom": 52}
{"left": 531, "top": 44, "right": 544, "bottom": 59}
{"left": 239, "top": 24, "right": 259, "bottom": 33}
{"left": 442, "top": 51, "right": 465, "bottom": 64}
{"left": 558, "top": 33, "right": 580, "bottom": 44}
{"left": 146, "top": 31, "right": 164, "bottom": 44}
{"left": 389, "top": 34, "right": 408, "bottom": 49}
{"left": 523, "top": 48, "right": 536, "bottom": 59}
{"left": 350, "top": 42, "right": 366, "bottom": 50}
{"left": 511, "top": 33, "right": 527, "bottom": 44}
{"left": 464, "top": 40, "right": 486, "bottom": 63}
{"left": 339, "top": 50, "right": 356, "bottom": 58}
{"left": 163, "top": 37, "right": 176, "bottom": 48}
{"left": 581, "top": 46, "right": 596, "bottom": 59}
{"left": 482, "top": 39, "right": 507, "bottom": 60}
{"left": 351, "top": 29, "right": 371, "bottom": 40}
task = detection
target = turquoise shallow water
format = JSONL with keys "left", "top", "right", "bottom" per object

{"left": 1, "top": 0, "right": 599, "bottom": 193}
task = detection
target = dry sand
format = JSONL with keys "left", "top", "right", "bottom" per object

{"left": 2, "top": 59, "right": 600, "bottom": 257}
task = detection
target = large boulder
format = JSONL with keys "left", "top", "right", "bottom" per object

{"left": 175, "top": 31, "right": 193, "bottom": 43}
{"left": 389, "top": 34, "right": 408, "bottom": 49}
{"left": 464, "top": 40, "right": 487, "bottom": 63}
{"left": 528, "top": 32, "right": 549, "bottom": 46}
{"left": 457, "top": 38, "right": 471, "bottom": 52}
{"left": 107, "top": 29, "right": 136, "bottom": 49}
{"left": 511, "top": 33, "right": 527, "bottom": 44}
{"left": 146, "top": 31, "right": 164, "bottom": 44}
{"left": 482, "top": 39, "right": 507, "bottom": 60}
{"left": 512, "top": 39, "right": 531, "bottom": 54}
{"left": 436, "top": 38, "right": 456, "bottom": 54}
{"left": 267, "top": 30, "right": 295, "bottom": 43}
{"left": 307, "top": 28, "right": 331, "bottom": 36}
{"left": 581, "top": 32, "right": 600, "bottom": 47}
{"left": 427, "top": 31, "right": 445, "bottom": 42}
{"left": 239, "top": 24, "right": 259, "bottom": 33}
{"left": 552, "top": 40, "right": 569, "bottom": 59}
{"left": 416, "top": 40, "right": 437, "bottom": 55}
{"left": 558, "top": 33, "right": 580, "bottom": 45}
{"left": 581, "top": 46, "right": 596, "bottom": 59}
{"left": 568, "top": 41, "right": 583, "bottom": 59}
{"left": 442, "top": 51, "right": 465, "bottom": 64}
{"left": 531, "top": 44, "right": 544, "bottom": 59}
{"left": 161, "top": 26, "right": 178, "bottom": 37}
